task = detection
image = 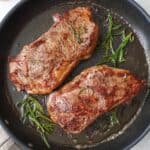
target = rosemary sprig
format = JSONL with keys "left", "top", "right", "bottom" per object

{"left": 69, "top": 23, "right": 86, "bottom": 44}
{"left": 109, "top": 110, "right": 119, "bottom": 126}
{"left": 71, "top": 26, "right": 82, "bottom": 44}
{"left": 98, "top": 13, "right": 134, "bottom": 67}
{"left": 17, "top": 96, "right": 54, "bottom": 148}
{"left": 102, "top": 14, "right": 122, "bottom": 56}
{"left": 107, "top": 31, "right": 133, "bottom": 67}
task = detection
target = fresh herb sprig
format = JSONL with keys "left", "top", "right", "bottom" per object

{"left": 98, "top": 13, "right": 134, "bottom": 67}
{"left": 103, "top": 31, "right": 134, "bottom": 66}
{"left": 102, "top": 14, "right": 121, "bottom": 56}
{"left": 17, "top": 96, "right": 54, "bottom": 148}
{"left": 109, "top": 110, "right": 119, "bottom": 126}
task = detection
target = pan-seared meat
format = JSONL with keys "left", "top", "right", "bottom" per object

{"left": 47, "top": 65, "right": 145, "bottom": 134}
{"left": 8, "top": 7, "right": 99, "bottom": 94}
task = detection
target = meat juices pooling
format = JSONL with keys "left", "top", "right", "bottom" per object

{"left": 47, "top": 65, "right": 145, "bottom": 134}
{"left": 9, "top": 7, "right": 99, "bottom": 94}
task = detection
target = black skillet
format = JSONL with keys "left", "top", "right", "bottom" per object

{"left": 0, "top": 0, "right": 150, "bottom": 150}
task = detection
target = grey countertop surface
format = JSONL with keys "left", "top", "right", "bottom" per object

{"left": 0, "top": 0, "right": 149, "bottom": 149}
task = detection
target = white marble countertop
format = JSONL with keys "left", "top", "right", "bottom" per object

{"left": 0, "top": 0, "right": 149, "bottom": 150}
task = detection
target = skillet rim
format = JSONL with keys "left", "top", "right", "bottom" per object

{"left": 0, "top": 0, "right": 149, "bottom": 149}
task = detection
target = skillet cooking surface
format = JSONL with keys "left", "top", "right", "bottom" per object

{"left": 0, "top": 0, "right": 150, "bottom": 150}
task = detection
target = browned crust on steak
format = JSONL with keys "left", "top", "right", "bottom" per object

{"left": 8, "top": 7, "right": 99, "bottom": 94}
{"left": 47, "top": 65, "right": 145, "bottom": 134}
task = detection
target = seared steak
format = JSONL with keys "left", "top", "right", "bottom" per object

{"left": 9, "top": 7, "right": 99, "bottom": 94}
{"left": 47, "top": 65, "right": 145, "bottom": 134}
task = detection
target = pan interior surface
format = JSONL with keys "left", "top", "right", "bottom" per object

{"left": 0, "top": 0, "right": 149, "bottom": 150}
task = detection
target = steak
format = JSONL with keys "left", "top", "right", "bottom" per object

{"left": 47, "top": 65, "right": 145, "bottom": 134}
{"left": 9, "top": 7, "right": 99, "bottom": 94}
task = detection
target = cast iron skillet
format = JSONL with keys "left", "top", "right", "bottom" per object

{"left": 0, "top": 0, "right": 150, "bottom": 150}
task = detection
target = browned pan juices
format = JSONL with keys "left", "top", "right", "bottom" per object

{"left": 4, "top": 0, "right": 149, "bottom": 149}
